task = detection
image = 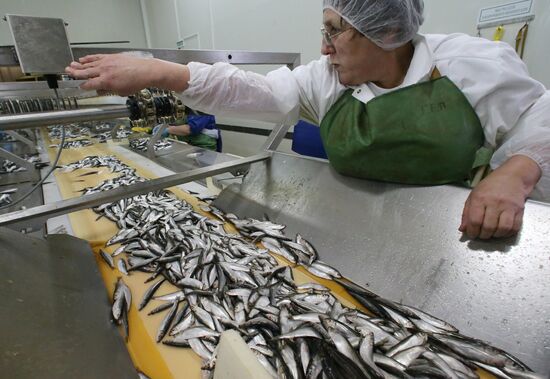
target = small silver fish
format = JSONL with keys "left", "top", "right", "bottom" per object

{"left": 99, "top": 249, "right": 115, "bottom": 269}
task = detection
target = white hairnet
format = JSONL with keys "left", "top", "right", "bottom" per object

{"left": 323, "top": 0, "right": 424, "bottom": 50}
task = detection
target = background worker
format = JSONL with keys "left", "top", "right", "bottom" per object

{"left": 152, "top": 113, "right": 222, "bottom": 152}
{"left": 66, "top": 0, "right": 550, "bottom": 240}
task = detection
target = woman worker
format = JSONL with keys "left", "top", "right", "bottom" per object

{"left": 66, "top": 0, "right": 550, "bottom": 240}
{"left": 152, "top": 113, "right": 222, "bottom": 152}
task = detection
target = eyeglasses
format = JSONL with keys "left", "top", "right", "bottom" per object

{"left": 321, "top": 26, "right": 353, "bottom": 46}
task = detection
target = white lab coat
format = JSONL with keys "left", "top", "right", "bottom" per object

{"left": 178, "top": 33, "right": 550, "bottom": 200}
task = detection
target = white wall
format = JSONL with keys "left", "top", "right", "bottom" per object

{"left": 142, "top": 0, "right": 179, "bottom": 49}
{"left": 145, "top": 0, "right": 321, "bottom": 61}
{"left": 145, "top": 0, "right": 549, "bottom": 86}
{"left": 422, "top": 0, "right": 550, "bottom": 88}
{"left": 0, "top": 0, "right": 148, "bottom": 48}
{"left": 175, "top": 0, "right": 214, "bottom": 50}
{"left": 208, "top": 0, "right": 322, "bottom": 64}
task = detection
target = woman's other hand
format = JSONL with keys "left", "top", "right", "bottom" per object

{"left": 460, "top": 155, "right": 541, "bottom": 239}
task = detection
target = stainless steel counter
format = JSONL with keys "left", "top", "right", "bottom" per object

{"left": 214, "top": 152, "right": 550, "bottom": 374}
{"left": 0, "top": 228, "right": 136, "bottom": 378}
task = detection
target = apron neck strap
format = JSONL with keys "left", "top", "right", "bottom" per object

{"left": 430, "top": 67, "right": 442, "bottom": 80}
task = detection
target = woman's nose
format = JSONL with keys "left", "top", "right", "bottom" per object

{"left": 321, "top": 40, "right": 334, "bottom": 56}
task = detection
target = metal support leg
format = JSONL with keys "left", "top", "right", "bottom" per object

{"left": 261, "top": 123, "right": 292, "bottom": 151}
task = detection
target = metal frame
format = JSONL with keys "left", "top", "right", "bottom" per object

{"left": 0, "top": 81, "right": 94, "bottom": 100}
{"left": 0, "top": 152, "right": 271, "bottom": 226}
{"left": 151, "top": 121, "right": 290, "bottom": 162}
{"left": 261, "top": 123, "right": 292, "bottom": 151}
{"left": 0, "top": 106, "right": 130, "bottom": 131}
{"left": 0, "top": 46, "right": 301, "bottom": 70}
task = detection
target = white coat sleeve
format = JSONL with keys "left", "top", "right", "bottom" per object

{"left": 436, "top": 35, "right": 550, "bottom": 200}
{"left": 177, "top": 62, "right": 300, "bottom": 125}
{"left": 491, "top": 91, "right": 550, "bottom": 200}
{"left": 176, "top": 56, "right": 344, "bottom": 126}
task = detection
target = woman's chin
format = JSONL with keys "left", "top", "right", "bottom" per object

{"left": 338, "top": 75, "right": 355, "bottom": 87}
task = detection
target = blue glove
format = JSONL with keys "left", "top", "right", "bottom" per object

{"left": 152, "top": 124, "right": 169, "bottom": 138}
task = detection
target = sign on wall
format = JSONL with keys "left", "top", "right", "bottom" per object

{"left": 477, "top": 0, "right": 535, "bottom": 29}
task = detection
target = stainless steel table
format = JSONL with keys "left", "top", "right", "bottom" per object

{"left": 215, "top": 152, "right": 550, "bottom": 375}
{"left": 0, "top": 228, "right": 136, "bottom": 378}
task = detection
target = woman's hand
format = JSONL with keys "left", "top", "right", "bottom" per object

{"left": 167, "top": 124, "right": 191, "bottom": 137}
{"left": 460, "top": 155, "right": 541, "bottom": 239}
{"left": 65, "top": 54, "right": 190, "bottom": 96}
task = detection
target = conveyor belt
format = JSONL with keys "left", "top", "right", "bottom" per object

{"left": 37, "top": 133, "right": 516, "bottom": 378}
{"left": 41, "top": 136, "right": 387, "bottom": 378}
{"left": 42, "top": 136, "right": 207, "bottom": 377}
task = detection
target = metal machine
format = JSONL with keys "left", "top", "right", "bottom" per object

{"left": 0, "top": 15, "right": 300, "bottom": 377}
{"left": 1, "top": 15, "right": 549, "bottom": 378}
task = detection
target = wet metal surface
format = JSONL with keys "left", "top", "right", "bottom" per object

{"left": 123, "top": 139, "right": 241, "bottom": 186}
{"left": 0, "top": 228, "right": 136, "bottom": 378}
{"left": 215, "top": 152, "right": 550, "bottom": 374}
{"left": 6, "top": 15, "right": 73, "bottom": 74}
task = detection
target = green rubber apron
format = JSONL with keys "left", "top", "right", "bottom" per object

{"left": 172, "top": 133, "right": 217, "bottom": 151}
{"left": 319, "top": 69, "right": 492, "bottom": 185}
